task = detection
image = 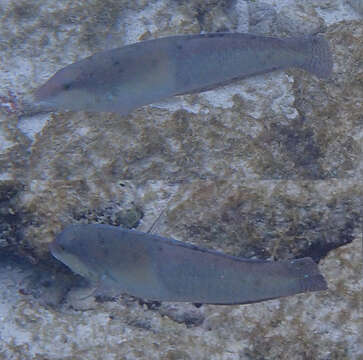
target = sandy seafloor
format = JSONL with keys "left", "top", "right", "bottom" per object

{"left": 0, "top": 0, "right": 362, "bottom": 359}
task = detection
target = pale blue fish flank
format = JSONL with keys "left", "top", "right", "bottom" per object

{"left": 35, "top": 33, "right": 333, "bottom": 114}
{"left": 50, "top": 224, "right": 328, "bottom": 304}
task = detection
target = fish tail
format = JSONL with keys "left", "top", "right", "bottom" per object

{"left": 294, "top": 35, "right": 333, "bottom": 79}
{"left": 286, "top": 257, "right": 328, "bottom": 292}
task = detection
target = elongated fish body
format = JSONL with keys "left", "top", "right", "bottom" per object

{"left": 50, "top": 224, "right": 327, "bottom": 304}
{"left": 35, "top": 33, "right": 332, "bottom": 114}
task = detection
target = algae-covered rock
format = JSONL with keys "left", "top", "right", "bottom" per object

{"left": 157, "top": 179, "right": 361, "bottom": 262}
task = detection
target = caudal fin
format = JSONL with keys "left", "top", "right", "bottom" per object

{"left": 299, "top": 35, "right": 333, "bottom": 79}
{"left": 287, "top": 257, "right": 328, "bottom": 293}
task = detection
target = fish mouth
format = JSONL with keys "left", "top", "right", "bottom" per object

{"left": 49, "top": 240, "right": 64, "bottom": 259}
{"left": 34, "top": 83, "right": 52, "bottom": 102}
{"left": 34, "top": 76, "right": 63, "bottom": 103}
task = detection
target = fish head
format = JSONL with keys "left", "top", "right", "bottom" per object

{"left": 50, "top": 225, "right": 101, "bottom": 283}
{"left": 34, "top": 62, "right": 98, "bottom": 111}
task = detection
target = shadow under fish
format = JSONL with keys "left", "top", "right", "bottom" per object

{"left": 35, "top": 33, "right": 333, "bottom": 115}
{"left": 50, "top": 224, "right": 327, "bottom": 305}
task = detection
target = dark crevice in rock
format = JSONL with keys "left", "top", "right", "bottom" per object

{"left": 295, "top": 219, "right": 358, "bottom": 263}
{"left": 0, "top": 181, "right": 28, "bottom": 251}
{"left": 0, "top": 246, "right": 77, "bottom": 307}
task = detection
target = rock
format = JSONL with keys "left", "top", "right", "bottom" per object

{"left": 158, "top": 180, "right": 361, "bottom": 262}
{"left": 347, "top": 0, "right": 363, "bottom": 15}
{"left": 157, "top": 303, "right": 205, "bottom": 327}
{"left": 22, "top": 266, "right": 75, "bottom": 307}
{"left": 248, "top": 1, "right": 278, "bottom": 34}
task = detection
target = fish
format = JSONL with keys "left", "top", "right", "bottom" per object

{"left": 50, "top": 224, "right": 327, "bottom": 304}
{"left": 35, "top": 33, "right": 333, "bottom": 115}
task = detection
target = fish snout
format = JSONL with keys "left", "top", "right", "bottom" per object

{"left": 49, "top": 239, "right": 64, "bottom": 258}
{"left": 34, "top": 77, "right": 62, "bottom": 102}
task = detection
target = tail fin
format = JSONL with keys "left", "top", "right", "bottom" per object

{"left": 286, "top": 257, "right": 328, "bottom": 293}
{"left": 295, "top": 35, "right": 333, "bottom": 79}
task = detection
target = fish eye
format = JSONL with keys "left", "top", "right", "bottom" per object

{"left": 63, "top": 83, "right": 72, "bottom": 90}
{"left": 55, "top": 240, "right": 67, "bottom": 251}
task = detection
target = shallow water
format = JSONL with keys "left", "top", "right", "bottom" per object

{"left": 0, "top": 0, "right": 362, "bottom": 359}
